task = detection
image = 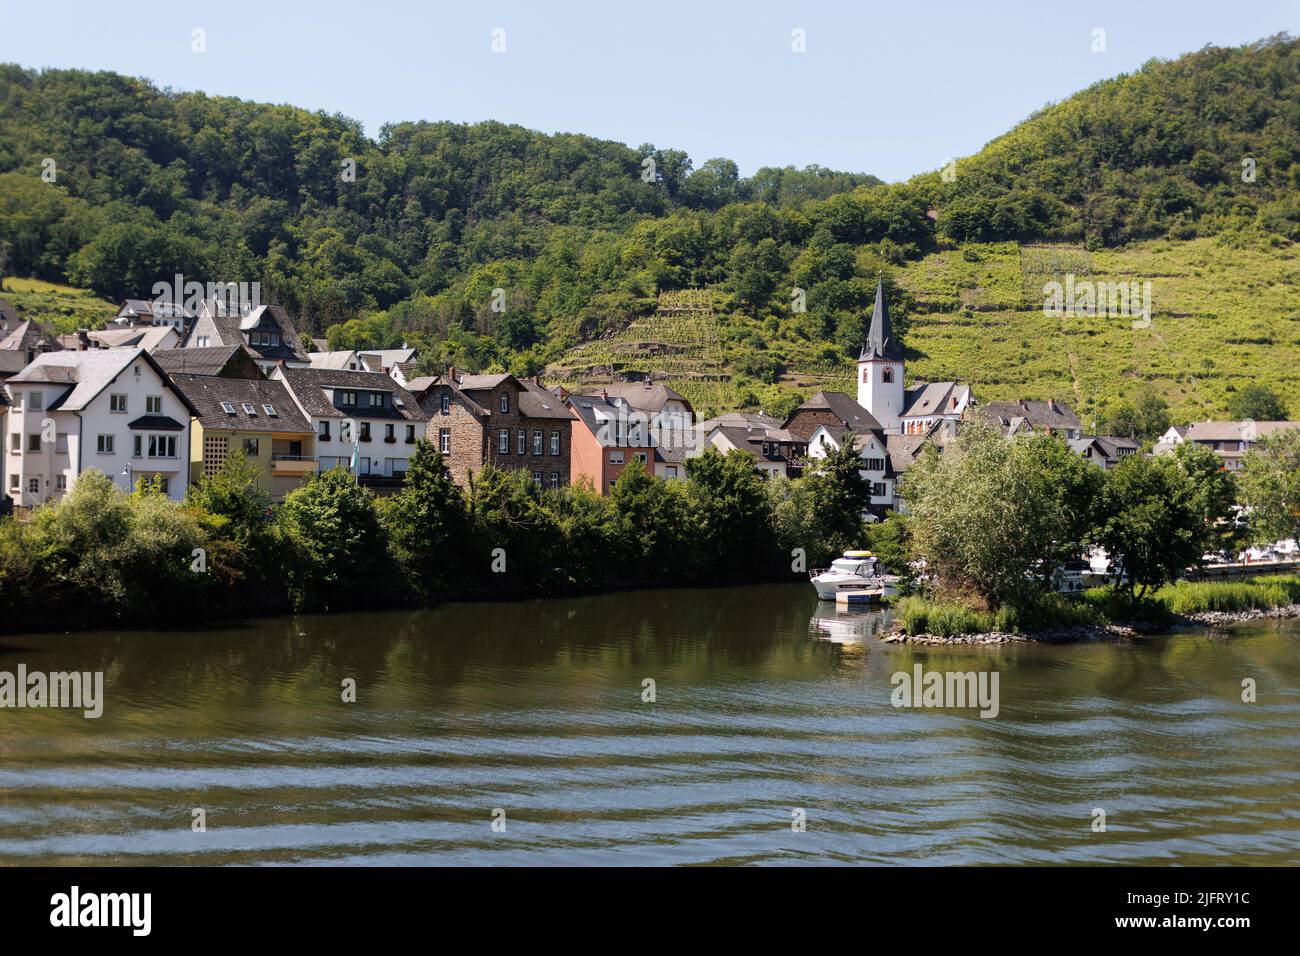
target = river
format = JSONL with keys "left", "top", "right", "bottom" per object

{"left": 1, "top": 582, "right": 1297, "bottom": 865}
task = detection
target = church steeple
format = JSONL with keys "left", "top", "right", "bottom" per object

{"left": 860, "top": 275, "right": 902, "bottom": 361}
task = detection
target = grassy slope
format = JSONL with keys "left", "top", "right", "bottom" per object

{"left": 0, "top": 277, "right": 115, "bottom": 333}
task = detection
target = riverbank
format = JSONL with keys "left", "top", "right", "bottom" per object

{"left": 883, "top": 577, "right": 1300, "bottom": 644}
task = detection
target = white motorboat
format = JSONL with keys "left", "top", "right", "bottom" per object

{"left": 809, "top": 550, "right": 901, "bottom": 601}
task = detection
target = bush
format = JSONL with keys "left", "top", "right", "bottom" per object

{"left": 1154, "top": 576, "right": 1300, "bottom": 615}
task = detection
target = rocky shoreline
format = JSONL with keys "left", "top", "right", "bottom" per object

{"left": 878, "top": 603, "right": 1300, "bottom": 645}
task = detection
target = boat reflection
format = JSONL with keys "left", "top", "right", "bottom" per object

{"left": 808, "top": 606, "right": 892, "bottom": 645}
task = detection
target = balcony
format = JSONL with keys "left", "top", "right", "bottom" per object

{"left": 272, "top": 455, "right": 320, "bottom": 477}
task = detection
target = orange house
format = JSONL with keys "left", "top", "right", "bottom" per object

{"left": 567, "top": 392, "right": 657, "bottom": 494}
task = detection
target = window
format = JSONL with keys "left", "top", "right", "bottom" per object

{"left": 27, "top": 434, "right": 41, "bottom": 452}
{"left": 56, "top": 474, "right": 67, "bottom": 491}
{"left": 531, "top": 471, "right": 542, "bottom": 485}
{"left": 550, "top": 431, "right": 560, "bottom": 455}
{"left": 405, "top": 424, "right": 415, "bottom": 443}
{"left": 157, "top": 477, "right": 170, "bottom": 494}
{"left": 864, "top": 457, "right": 885, "bottom": 471}
{"left": 440, "top": 393, "right": 450, "bottom": 414}
{"left": 871, "top": 482, "right": 887, "bottom": 497}
{"left": 28, "top": 477, "right": 39, "bottom": 494}
{"left": 549, "top": 472, "right": 560, "bottom": 489}
{"left": 146, "top": 395, "right": 162, "bottom": 414}
{"left": 9, "top": 433, "right": 19, "bottom": 453}
{"left": 635, "top": 452, "right": 648, "bottom": 465}
{"left": 221, "top": 402, "right": 236, "bottom": 415}
{"left": 28, "top": 390, "right": 42, "bottom": 411}
{"left": 242, "top": 403, "right": 257, "bottom": 416}
{"left": 666, "top": 466, "right": 678, "bottom": 478}
{"left": 532, "top": 430, "right": 543, "bottom": 455}
{"left": 242, "top": 439, "right": 260, "bottom": 457}
{"left": 196, "top": 336, "right": 210, "bottom": 347}
{"left": 263, "top": 404, "right": 277, "bottom": 417}
{"left": 862, "top": 367, "right": 870, "bottom": 384}
{"left": 319, "top": 421, "right": 331, "bottom": 440}
{"left": 340, "top": 392, "right": 357, "bottom": 406}
{"left": 761, "top": 442, "right": 771, "bottom": 457}
{"left": 500, "top": 394, "right": 509, "bottom": 413}
{"left": 10, "top": 393, "right": 20, "bottom": 410}
{"left": 359, "top": 422, "right": 371, "bottom": 442}
{"left": 369, "top": 393, "right": 383, "bottom": 408}
{"left": 133, "top": 435, "right": 142, "bottom": 458}
{"left": 147, "top": 435, "right": 177, "bottom": 458}
{"left": 439, "top": 428, "right": 451, "bottom": 454}
{"left": 882, "top": 366, "right": 894, "bottom": 384}
{"left": 498, "top": 429, "right": 509, "bottom": 454}
{"left": 517, "top": 429, "right": 526, "bottom": 455}
{"left": 110, "top": 394, "right": 127, "bottom": 413}
{"left": 8, "top": 474, "right": 17, "bottom": 491}
{"left": 609, "top": 450, "right": 625, "bottom": 465}
{"left": 97, "top": 434, "right": 114, "bottom": 454}
{"left": 384, "top": 424, "right": 395, "bottom": 442}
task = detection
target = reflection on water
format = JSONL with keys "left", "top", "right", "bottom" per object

{"left": 0, "top": 582, "right": 1298, "bottom": 865}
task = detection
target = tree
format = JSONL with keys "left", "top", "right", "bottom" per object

{"left": 1020, "top": 433, "right": 1106, "bottom": 583}
{"left": 1227, "top": 384, "right": 1288, "bottom": 421}
{"left": 684, "top": 447, "right": 776, "bottom": 580}
{"left": 1239, "top": 429, "right": 1300, "bottom": 543}
{"left": 378, "top": 442, "right": 468, "bottom": 599}
{"left": 1170, "top": 440, "right": 1240, "bottom": 555}
{"left": 1101, "top": 388, "right": 1171, "bottom": 443}
{"left": 903, "top": 424, "right": 1071, "bottom": 609}
{"left": 610, "top": 460, "right": 694, "bottom": 583}
{"left": 280, "top": 467, "right": 392, "bottom": 611}
{"left": 1093, "top": 453, "right": 1214, "bottom": 597}
{"left": 805, "top": 434, "right": 875, "bottom": 560}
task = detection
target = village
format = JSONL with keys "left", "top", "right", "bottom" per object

{"left": 2, "top": 280, "right": 1296, "bottom": 563}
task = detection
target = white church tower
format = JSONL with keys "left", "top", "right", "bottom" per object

{"left": 857, "top": 275, "right": 905, "bottom": 432}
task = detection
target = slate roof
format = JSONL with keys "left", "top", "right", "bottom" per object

{"left": 8, "top": 348, "right": 198, "bottom": 416}
{"left": 518, "top": 378, "right": 575, "bottom": 420}
{"left": 87, "top": 325, "right": 177, "bottom": 351}
{"left": 598, "top": 381, "right": 694, "bottom": 417}
{"left": 901, "top": 381, "right": 968, "bottom": 419}
{"left": 1183, "top": 420, "right": 1300, "bottom": 442}
{"left": 307, "top": 350, "right": 360, "bottom": 370}
{"left": 184, "top": 303, "right": 308, "bottom": 363}
{"left": 0, "top": 318, "right": 61, "bottom": 354}
{"left": 359, "top": 348, "right": 417, "bottom": 369}
{"left": 786, "top": 390, "right": 882, "bottom": 433}
{"left": 0, "top": 351, "right": 28, "bottom": 377}
{"left": 974, "top": 399, "right": 1081, "bottom": 433}
{"left": 457, "top": 373, "right": 512, "bottom": 392}
{"left": 153, "top": 345, "right": 262, "bottom": 378}
{"left": 275, "top": 367, "right": 427, "bottom": 421}
{"left": 0, "top": 296, "right": 17, "bottom": 329}
{"left": 860, "top": 275, "right": 903, "bottom": 361}
{"left": 169, "top": 374, "right": 313, "bottom": 433}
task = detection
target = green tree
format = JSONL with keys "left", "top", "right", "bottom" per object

{"left": 684, "top": 447, "right": 777, "bottom": 580}
{"left": 805, "top": 434, "right": 875, "bottom": 560}
{"left": 378, "top": 442, "right": 468, "bottom": 600}
{"left": 1239, "top": 429, "right": 1300, "bottom": 543}
{"left": 280, "top": 467, "right": 392, "bottom": 611}
{"left": 1227, "top": 383, "right": 1289, "bottom": 421}
{"left": 611, "top": 460, "right": 694, "bottom": 583}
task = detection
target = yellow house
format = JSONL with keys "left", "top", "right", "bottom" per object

{"left": 169, "top": 373, "right": 317, "bottom": 500}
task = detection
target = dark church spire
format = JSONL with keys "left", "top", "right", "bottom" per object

{"left": 860, "top": 274, "right": 902, "bottom": 361}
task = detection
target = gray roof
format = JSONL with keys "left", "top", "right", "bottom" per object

{"left": 275, "top": 366, "right": 427, "bottom": 421}
{"left": 518, "top": 378, "right": 575, "bottom": 420}
{"left": 786, "top": 390, "right": 882, "bottom": 433}
{"left": 974, "top": 399, "right": 1080, "bottom": 432}
{"left": 153, "top": 345, "right": 262, "bottom": 378}
{"left": 902, "top": 381, "right": 967, "bottom": 419}
{"left": 1183, "top": 420, "right": 1300, "bottom": 442}
{"left": 87, "top": 325, "right": 177, "bottom": 351}
{"left": 7, "top": 348, "right": 198, "bottom": 416}
{"left": 701, "top": 411, "right": 783, "bottom": 431}
{"left": 307, "top": 350, "right": 361, "bottom": 370}
{"left": 184, "top": 303, "right": 308, "bottom": 363}
{"left": 0, "top": 318, "right": 61, "bottom": 354}
{"left": 0, "top": 297, "right": 17, "bottom": 328}
{"left": 457, "top": 373, "right": 513, "bottom": 392}
{"left": 359, "top": 348, "right": 417, "bottom": 369}
{"left": 597, "top": 381, "right": 694, "bottom": 416}
{"left": 860, "top": 275, "right": 903, "bottom": 361}
{"left": 169, "top": 374, "right": 313, "bottom": 433}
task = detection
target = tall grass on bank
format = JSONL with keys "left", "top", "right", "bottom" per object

{"left": 893, "top": 592, "right": 1103, "bottom": 636}
{"left": 1155, "top": 576, "right": 1300, "bottom": 615}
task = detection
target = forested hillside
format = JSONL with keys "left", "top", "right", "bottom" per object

{"left": 1, "top": 34, "right": 1297, "bottom": 420}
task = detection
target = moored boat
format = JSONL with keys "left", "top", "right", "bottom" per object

{"left": 809, "top": 550, "right": 901, "bottom": 601}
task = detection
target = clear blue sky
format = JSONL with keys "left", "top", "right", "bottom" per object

{"left": 1, "top": 0, "right": 1295, "bottom": 181}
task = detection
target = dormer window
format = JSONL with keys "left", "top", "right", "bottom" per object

{"left": 221, "top": 402, "right": 236, "bottom": 415}
{"left": 263, "top": 404, "right": 277, "bottom": 417}
{"left": 242, "top": 403, "right": 257, "bottom": 416}
{"left": 441, "top": 394, "right": 450, "bottom": 414}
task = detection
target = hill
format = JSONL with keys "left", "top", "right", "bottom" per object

{"left": 0, "top": 35, "right": 1298, "bottom": 421}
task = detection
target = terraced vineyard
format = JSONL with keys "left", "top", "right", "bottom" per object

{"left": 547, "top": 289, "right": 732, "bottom": 413}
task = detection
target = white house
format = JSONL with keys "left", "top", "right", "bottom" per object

{"left": 806, "top": 424, "right": 895, "bottom": 518}
{"left": 1155, "top": 420, "right": 1300, "bottom": 472}
{"left": 271, "top": 366, "right": 428, "bottom": 491}
{"left": 4, "top": 349, "right": 196, "bottom": 506}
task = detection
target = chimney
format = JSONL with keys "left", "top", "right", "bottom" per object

{"left": 1048, "top": 399, "right": 1059, "bottom": 413}
{"left": 600, "top": 388, "right": 608, "bottom": 402}
{"left": 447, "top": 365, "right": 457, "bottom": 383}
